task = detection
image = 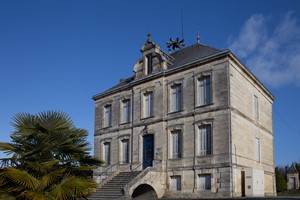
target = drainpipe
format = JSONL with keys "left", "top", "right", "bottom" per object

{"left": 193, "top": 75, "right": 196, "bottom": 193}
{"left": 131, "top": 86, "right": 134, "bottom": 171}
{"left": 227, "top": 59, "right": 234, "bottom": 197}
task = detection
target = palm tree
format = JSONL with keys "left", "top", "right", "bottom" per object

{"left": 0, "top": 111, "right": 102, "bottom": 200}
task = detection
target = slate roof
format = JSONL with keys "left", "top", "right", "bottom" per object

{"left": 287, "top": 164, "right": 299, "bottom": 174}
{"left": 170, "top": 43, "right": 223, "bottom": 68}
{"left": 93, "top": 43, "right": 224, "bottom": 99}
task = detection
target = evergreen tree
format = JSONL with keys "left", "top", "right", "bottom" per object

{"left": 275, "top": 167, "right": 287, "bottom": 192}
{"left": 0, "top": 111, "right": 102, "bottom": 200}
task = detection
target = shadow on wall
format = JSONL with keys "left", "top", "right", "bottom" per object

{"left": 132, "top": 184, "right": 158, "bottom": 200}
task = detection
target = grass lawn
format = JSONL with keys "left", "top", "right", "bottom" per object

{"left": 277, "top": 190, "right": 300, "bottom": 197}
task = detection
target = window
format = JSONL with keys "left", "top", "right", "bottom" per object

{"left": 199, "top": 125, "right": 211, "bottom": 155}
{"left": 254, "top": 95, "right": 259, "bottom": 119}
{"left": 171, "top": 84, "right": 182, "bottom": 112}
{"left": 172, "top": 130, "right": 182, "bottom": 159}
{"left": 143, "top": 92, "right": 153, "bottom": 118}
{"left": 121, "top": 99, "right": 131, "bottom": 123}
{"left": 122, "top": 139, "right": 129, "bottom": 163}
{"left": 199, "top": 174, "right": 211, "bottom": 191}
{"left": 146, "top": 55, "right": 153, "bottom": 74}
{"left": 199, "top": 76, "right": 211, "bottom": 106}
{"left": 104, "top": 142, "right": 111, "bottom": 165}
{"left": 255, "top": 137, "right": 260, "bottom": 162}
{"left": 170, "top": 176, "right": 181, "bottom": 191}
{"left": 104, "top": 105, "right": 112, "bottom": 127}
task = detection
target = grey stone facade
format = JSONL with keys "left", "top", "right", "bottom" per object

{"left": 93, "top": 35, "right": 276, "bottom": 198}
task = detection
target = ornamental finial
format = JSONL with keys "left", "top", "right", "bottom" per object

{"left": 146, "top": 32, "right": 152, "bottom": 43}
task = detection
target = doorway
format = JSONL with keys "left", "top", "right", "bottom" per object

{"left": 241, "top": 171, "right": 245, "bottom": 197}
{"left": 143, "top": 135, "right": 154, "bottom": 169}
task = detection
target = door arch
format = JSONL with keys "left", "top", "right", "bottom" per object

{"left": 132, "top": 184, "right": 158, "bottom": 199}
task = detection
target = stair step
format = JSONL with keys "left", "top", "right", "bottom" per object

{"left": 89, "top": 171, "right": 141, "bottom": 200}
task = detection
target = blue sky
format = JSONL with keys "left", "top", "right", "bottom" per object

{"left": 0, "top": 0, "right": 299, "bottom": 166}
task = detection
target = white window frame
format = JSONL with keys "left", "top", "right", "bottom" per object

{"left": 253, "top": 95, "right": 259, "bottom": 119}
{"left": 255, "top": 137, "right": 260, "bottom": 162}
{"left": 198, "top": 76, "right": 211, "bottom": 106}
{"left": 143, "top": 92, "right": 153, "bottom": 118}
{"left": 104, "top": 142, "right": 111, "bottom": 166}
{"left": 146, "top": 54, "right": 153, "bottom": 75}
{"left": 171, "top": 130, "right": 182, "bottom": 159}
{"left": 104, "top": 105, "right": 112, "bottom": 128}
{"left": 199, "top": 174, "right": 211, "bottom": 191}
{"left": 199, "top": 125, "right": 212, "bottom": 156}
{"left": 170, "top": 176, "right": 181, "bottom": 191}
{"left": 121, "top": 139, "right": 130, "bottom": 163}
{"left": 170, "top": 84, "right": 182, "bottom": 112}
{"left": 121, "top": 99, "right": 131, "bottom": 124}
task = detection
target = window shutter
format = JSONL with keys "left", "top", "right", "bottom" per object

{"left": 104, "top": 143, "right": 110, "bottom": 165}
{"left": 206, "top": 77, "right": 211, "bottom": 104}
{"left": 207, "top": 126, "right": 211, "bottom": 155}
{"left": 127, "top": 100, "right": 131, "bottom": 123}
{"left": 122, "top": 140, "right": 129, "bottom": 163}
{"left": 172, "top": 132, "right": 178, "bottom": 158}
{"left": 178, "top": 85, "right": 182, "bottom": 110}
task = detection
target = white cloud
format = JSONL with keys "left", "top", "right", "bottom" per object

{"left": 229, "top": 11, "right": 300, "bottom": 88}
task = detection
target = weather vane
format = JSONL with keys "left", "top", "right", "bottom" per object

{"left": 166, "top": 9, "right": 185, "bottom": 52}
{"left": 166, "top": 37, "right": 185, "bottom": 51}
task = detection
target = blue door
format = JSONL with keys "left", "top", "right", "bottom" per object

{"left": 143, "top": 135, "right": 154, "bottom": 169}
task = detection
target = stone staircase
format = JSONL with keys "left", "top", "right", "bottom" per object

{"left": 89, "top": 171, "right": 141, "bottom": 200}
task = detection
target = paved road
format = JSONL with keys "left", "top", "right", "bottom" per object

{"left": 160, "top": 198, "right": 300, "bottom": 200}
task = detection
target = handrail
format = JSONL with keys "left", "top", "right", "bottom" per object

{"left": 99, "top": 161, "right": 121, "bottom": 176}
{"left": 131, "top": 162, "right": 143, "bottom": 172}
{"left": 122, "top": 160, "right": 162, "bottom": 195}
{"left": 94, "top": 161, "right": 122, "bottom": 184}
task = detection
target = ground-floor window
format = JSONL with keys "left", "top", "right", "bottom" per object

{"left": 170, "top": 176, "right": 181, "bottom": 191}
{"left": 122, "top": 139, "right": 129, "bottom": 163}
{"left": 104, "top": 142, "right": 111, "bottom": 165}
{"left": 199, "top": 174, "right": 211, "bottom": 191}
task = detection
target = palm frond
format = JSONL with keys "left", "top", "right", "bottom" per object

{"left": 39, "top": 168, "right": 66, "bottom": 190}
{"left": 0, "top": 191, "right": 15, "bottom": 200}
{"left": 37, "top": 111, "right": 73, "bottom": 132}
{"left": 26, "top": 160, "right": 60, "bottom": 174}
{"left": 11, "top": 113, "right": 36, "bottom": 135}
{"left": 4, "top": 167, "right": 38, "bottom": 189}
{"left": 50, "top": 175, "right": 97, "bottom": 199}
{"left": 0, "top": 142, "right": 15, "bottom": 152}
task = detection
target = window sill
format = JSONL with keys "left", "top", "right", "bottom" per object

{"left": 198, "top": 189, "right": 212, "bottom": 192}
{"left": 119, "top": 162, "right": 130, "bottom": 165}
{"left": 195, "top": 103, "right": 213, "bottom": 108}
{"left": 168, "top": 110, "right": 184, "bottom": 115}
{"left": 196, "top": 154, "right": 212, "bottom": 158}
{"left": 141, "top": 116, "right": 155, "bottom": 120}
{"left": 102, "top": 126, "right": 112, "bottom": 130}
{"left": 169, "top": 157, "right": 183, "bottom": 160}
{"left": 119, "top": 122, "right": 131, "bottom": 125}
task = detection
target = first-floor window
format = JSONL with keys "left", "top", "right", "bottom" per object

{"left": 172, "top": 130, "right": 182, "bottom": 158}
{"left": 198, "top": 76, "right": 211, "bottom": 106}
{"left": 104, "top": 105, "right": 112, "bottom": 127}
{"left": 104, "top": 142, "right": 111, "bottom": 165}
{"left": 143, "top": 92, "right": 153, "bottom": 118}
{"left": 199, "top": 125, "right": 212, "bottom": 155}
{"left": 122, "top": 139, "right": 129, "bottom": 163}
{"left": 171, "top": 84, "right": 182, "bottom": 112}
{"left": 199, "top": 174, "right": 211, "bottom": 191}
{"left": 253, "top": 95, "right": 259, "bottom": 119}
{"left": 122, "top": 99, "right": 131, "bottom": 123}
{"left": 170, "top": 176, "right": 181, "bottom": 191}
{"left": 255, "top": 137, "right": 260, "bottom": 162}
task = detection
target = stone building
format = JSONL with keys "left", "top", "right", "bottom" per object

{"left": 286, "top": 164, "right": 300, "bottom": 190}
{"left": 92, "top": 35, "right": 276, "bottom": 199}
